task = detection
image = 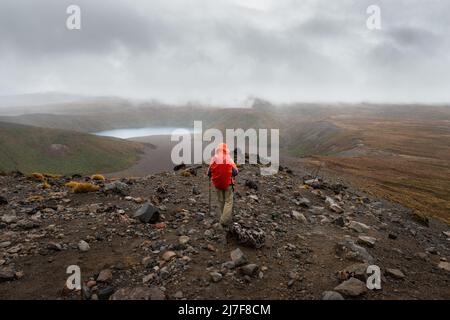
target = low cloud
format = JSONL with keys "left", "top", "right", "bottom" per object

{"left": 1, "top": 0, "right": 449, "bottom": 104}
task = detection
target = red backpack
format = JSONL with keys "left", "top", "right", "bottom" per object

{"left": 208, "top": 144, "right": 238, "bottom": 190}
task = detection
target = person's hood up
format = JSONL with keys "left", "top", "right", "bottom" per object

{"left": 215, "top": 143, "right": 230, "bottom": 155}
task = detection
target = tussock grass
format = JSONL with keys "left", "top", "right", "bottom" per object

{"left": 180, "top": 170, "right": 192, "bottom": 177}
{"left": 65, "top": 181, "right": 79, "bottom": 189}
{"left": 26, "top": 195, "right": 44, "bottom": 203}
{"left": 43, "top": 173, "right": 62, "bottom": 179}
{"left": 65, "top": 181, "right": 100, "bottom": 193}
{"left": 91, "top": 174, "right": 106, "bottom": 181}
{"left": 31, "top": 172, "right": 45, "bottom": 182}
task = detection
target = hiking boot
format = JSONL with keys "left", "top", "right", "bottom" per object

{"left": 225, "top": 231, "right": 234, "bottom": 244}
{"left": 216, "top": 232, "right": 227, "bottom": 245}
{"left": 216, "top": 230, "right": 233, "bottom": 246}
{"left": 220, "top": 223, "right": 231, "bottom": 233}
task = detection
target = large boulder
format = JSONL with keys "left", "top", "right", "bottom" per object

{"left": 104, "top": 181, "right": 129, "bottom": 196}
{"left": 334, "top": 277, "right": 367, "bottom": 297}
{"left": 133, "top": 203, "right": 160, "bottom": 224}
{"left": 229, "top": 222, "right": 265, "bottom": 249}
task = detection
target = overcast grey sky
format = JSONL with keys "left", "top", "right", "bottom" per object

{"left": 0, "top": 0, "right": 449, "bottom": 104}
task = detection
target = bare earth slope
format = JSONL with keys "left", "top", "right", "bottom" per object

{"left": 0, "top": 163, "right": 449, "bottom": 300}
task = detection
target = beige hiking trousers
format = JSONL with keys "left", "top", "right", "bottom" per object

{"left": 216, "top": 187, "right": 233, "bottom": 228}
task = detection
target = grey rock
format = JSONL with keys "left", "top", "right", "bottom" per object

{"left": 415, "top": 252, "right": 428, "bottom": 261}
{"left": 0, "top": 267, "right": 16, "bottom": 282}
{"left": 195, "top": 212, "right": 205, "bottom": 221}
{"left": 178, "top": 236, "right": 190, "bottom": 245}
{"left": 292, "top": 211, "right": 307, "bottom": 223}
{"left": 388, "top": 233, "right": 398, "bottom": 240}
{"left": 357, "top": 236, "right": 377, "bottom": 248}
{"left": 47, "top": 242, "right": 62, "bottom": 251}
{"left": 245, "top": 180, "right": 258, "bottom": 191}
{"left": 304, "top": 179, "right": 322, "bottom": 188}
{"left": 309, "top": 206, "right": 325, "bottom": 215}
{"left": 133, "top": 203, "right": 160, "bottom": 224}
{"left": 222, "top": 261, "right": 236, "bottom": 269}
{"left": 82, "top": 285, "right": 91, "bottom": 300}
{"left": 338, "top": 263, "right": 369, "bottom": 282}
{"left": 336, "top": 239, "right": 374, "bottom": 264}
{"left": 210, "top": 272, "right": 223, "bottom": 283}
{"left": 386, "top": 268, "right": 405, "bottom": 279}
{"left": 97, "top": 286, "right": 115, "bottom": 300}
{"left": 348, "top": 221, "right": 370, "bottom": 233}
{"left": 322, "top": 291, "right": 345, "bottom": 300}
{"left": 15, "top": 219, "right": 40, "bottom": 230}
{"left": 1, "top": 214, "right": 17, "bottom": 224}
{"left": 298, "top": 197, "right": 311, "bottom": 208}
{"left": 325, "top": 197, "right": 344, "bottom": 214}
{"left": 113, "top": 286, "right": 166, "bottom": 300}
{"left": 230, "top": 248, "right": 247, "bottom": 267}
{"left": 437, "top": 262, "right": 450, "bottom": 272}
{"left": 97, "top": 269, "right": 113, "bottom": 283}
{"left": 240, "top": 264, "right": 259, "bottom": 277}
{"left": 104, "top": 181, "right": 129, "bottom": 196}
{"left": 192, "top": 186, "right": 201, "bottom": 195}
{"left": 159, "top": 267, "right": 170, "bottom": 280}
{"left": 78, "top": 240, "right": 90, "bottom": 252}
{"left": 0, "top": 241, "right": 11, "bottom": 248}
{"left": 333, "top": 217, "right": 346, "bottom": 227}
{"left": 334, "top": 277, "right": 367, "bottom": 297}
{"left": 142, "top": 256, "right": 156, "bottom": 268}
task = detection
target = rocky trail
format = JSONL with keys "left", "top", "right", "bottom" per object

{"left": 0, "top": 163, "right": 449, "bottom": 300}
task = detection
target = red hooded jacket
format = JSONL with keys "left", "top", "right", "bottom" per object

{"left": 207, "top": 143, "right": 238, "bottom": 190}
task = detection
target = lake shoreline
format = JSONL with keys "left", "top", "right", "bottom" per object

{"left": 94, "top": 126, "right": 198, "bottom": 139}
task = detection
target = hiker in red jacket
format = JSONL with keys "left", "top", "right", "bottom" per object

{"left": 207, "top": 143, "right": 238, "bottom": 230}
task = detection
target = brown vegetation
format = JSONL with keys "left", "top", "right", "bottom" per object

{"left": 65, "top": 181, "right": 100, "bottom": 193}
{"left": 91, "top": 174, "right": 106, "bottom": 181}
{"left": 308, "top": 116, "right": 450, "bottom": 223}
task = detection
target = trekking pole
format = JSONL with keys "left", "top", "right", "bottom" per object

{"left": 313, "top": 162, "right": 323, "bottom": 182}
{"left": 231, "top": 184, "right": 235, "bottom": 216}
{"left": 208, "top": 178, "right": 212, "bottom": 216}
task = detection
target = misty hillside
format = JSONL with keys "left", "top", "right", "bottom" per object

{"left": 1, "top": 102, "right": 449, "bottom": 223}
{"left": 0, "top": 122, "right": 144, "bottom": 175}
